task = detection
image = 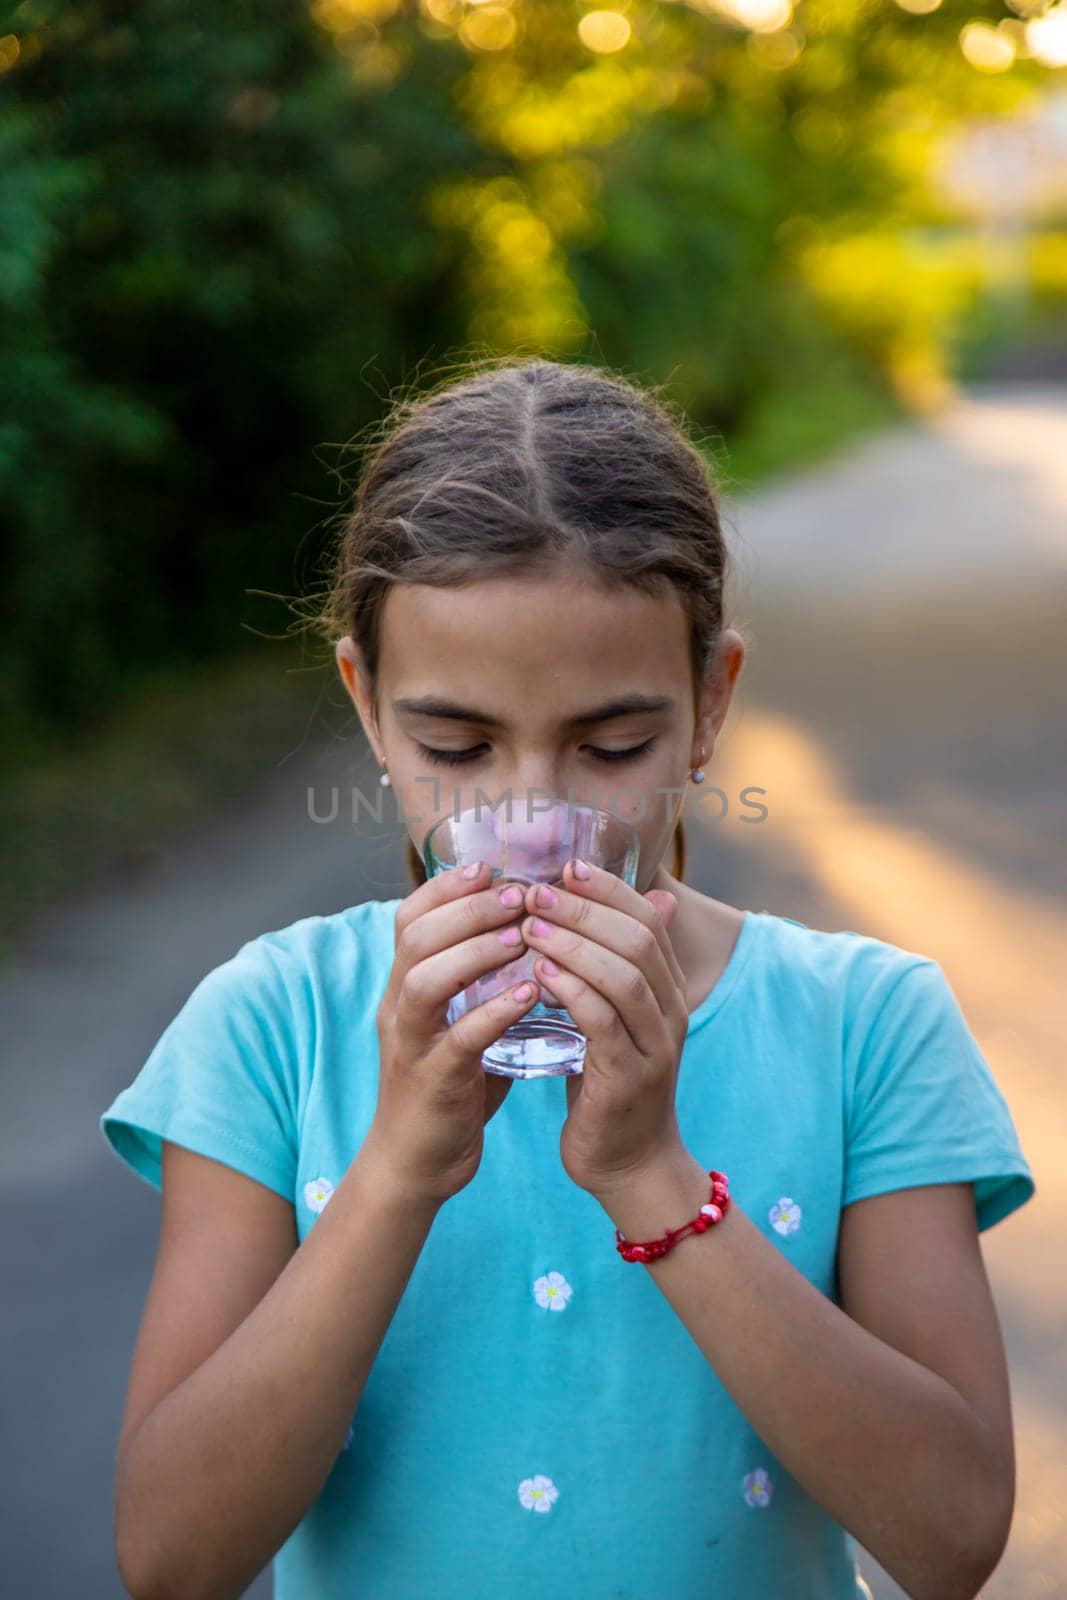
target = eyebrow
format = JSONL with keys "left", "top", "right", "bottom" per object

{"left": 392, "top": 694, "right": 676, "bottom": 729}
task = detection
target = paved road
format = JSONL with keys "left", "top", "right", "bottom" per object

{"left": 2, "top": 381, "right": 1063, "bottom": 1598}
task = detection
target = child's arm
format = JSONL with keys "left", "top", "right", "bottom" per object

{"left": 597, "top": 1152, "right": 1014, "bottom": 1600}
{"left": 112, "top": 863, "right": 539, "bottom": 1599}
{"left": 114, "top": 1134, "right": 441, "bottom": 1600}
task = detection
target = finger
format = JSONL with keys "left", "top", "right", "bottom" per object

{"left": 555, "top": 860, "right": 687, "bottom": 995}
{"left": 396, "top": 918, "right": 534, "bottom": 1047}
{"left": 395, "top": 868, "right": 527, "bottom": 976}
{"left": 643, "top": 889, "right": 687, "bottom": 994}
{"left": 522, "top": 918, "right": 669, "bottom": 1058}
{"left": 523, "top": 867, "right": 685, "bottom": 1026}
{"left": 439, "top": 976, "right": 540, "bottom": 1068}
{"left": 574, "top": 860, "right": 687, "bottom": 995}
{"left": 530, "top": 949, "right": 651, "bottom": 1063}
{"left": 394, "top": 857, "right": 490, "bottom": 947}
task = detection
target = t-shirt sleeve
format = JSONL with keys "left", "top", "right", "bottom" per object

{"left": 843, "top": 956, "right": 1035, "bottom": 1232}
{"left": 99, "top": 937, "right": 299, "bottom": 1202}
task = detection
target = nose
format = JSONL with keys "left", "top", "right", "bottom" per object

{"left": 498, "top": 758, "right": 569, "bottom": 816}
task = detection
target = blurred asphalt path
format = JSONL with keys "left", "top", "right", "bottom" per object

{"left": 2, "top": 380, "right": 1063, "bottom": 1598}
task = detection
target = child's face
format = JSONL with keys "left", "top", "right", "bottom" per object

{"left": 337, "top": 568, "right": 743, "bottom": 891}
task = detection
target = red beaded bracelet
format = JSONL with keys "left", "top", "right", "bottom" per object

{"left": 615, "top": 1169, "right": 731, "bottom": 1263}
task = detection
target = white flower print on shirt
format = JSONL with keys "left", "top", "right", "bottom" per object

{"left": 533, "top": 1271, "right": 573, "bottom": 1312}
{"left": 518, "top": 1474, "right": 559, "bottom": 1513}
{"left": 743, "top": 1467, "right": 773, "bottom": 1507}
{"left": 769, "top": 1196, "right": 802, "bottom": 1236}
{"left": 304, "top": 1176, "right": 335, "bottom": 1213}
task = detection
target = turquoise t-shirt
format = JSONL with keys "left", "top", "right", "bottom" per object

{"left": 100, "top": 900, "right": 1035, "bottom": 1600}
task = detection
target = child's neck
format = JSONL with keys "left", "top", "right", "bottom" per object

{"left": 644, "top": 864, "right": 747, "bottom": 1017}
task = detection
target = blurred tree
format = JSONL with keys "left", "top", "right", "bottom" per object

{"left": 0, "top": 0, "right": 475, "bottom": 747}
{"left": 0, "top": 0, "right": 1059, "bottom": 755}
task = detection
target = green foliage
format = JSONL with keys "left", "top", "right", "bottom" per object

{"left": 0, "top": 0, "right": 1057, "bottom": 770}
{"left": 1, "top": 0, "right": 474, "bottom": 749}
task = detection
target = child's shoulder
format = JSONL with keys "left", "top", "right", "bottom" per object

{"left": 752, "top": 908, "right": 940, "bottom": 1012}
{"left": 234, "top": 896, "right": 404, "bottom": 971}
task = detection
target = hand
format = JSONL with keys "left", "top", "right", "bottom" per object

{"left": 369, "top": 860, "right": 540, "bottom": 1206}
{"left": 519, "top": 859, "right": 691, "bottom": 1197}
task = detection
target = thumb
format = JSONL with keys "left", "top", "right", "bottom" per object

{"left": 645, "top": 889, "right": 679, "bottom": 928}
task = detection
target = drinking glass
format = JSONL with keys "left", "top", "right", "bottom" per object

{"left": 422, "top": 800, "right": 640, "bottom": 1078}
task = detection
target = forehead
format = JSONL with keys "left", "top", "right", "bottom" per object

{"left": 377, "top": 573, "right": 691, "bottom": 710}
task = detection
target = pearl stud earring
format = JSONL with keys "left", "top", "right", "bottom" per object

{"left": 379, "top": 766, "right": 392, "bottom": 788}
{"left": 690, "top": 745, "right": 706, "bottom": 785}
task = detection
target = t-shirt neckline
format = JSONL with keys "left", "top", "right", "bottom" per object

{"left": 684, "top": 908, "right": 762, "bottom": 1039}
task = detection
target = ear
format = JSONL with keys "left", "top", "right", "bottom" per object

{"left": 644, "top": 889, "right": 679, "bottom": 928}
{"left": 693, "top": 628, "right": 747, "bottom": 763}
{"left": 335, "top": 636, "right": 383, "bottom": 752}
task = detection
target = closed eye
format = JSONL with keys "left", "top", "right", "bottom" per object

{"left": 414, "top": 739, "right": 657, "bottom": 767}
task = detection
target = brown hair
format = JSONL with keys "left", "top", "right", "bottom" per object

{"left": 309, "top": 354, "right": 735, "bottom": 890}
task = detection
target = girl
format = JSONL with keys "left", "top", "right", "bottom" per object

{"left": 101, "top": 356, "right": 1035, "bottom": 1600}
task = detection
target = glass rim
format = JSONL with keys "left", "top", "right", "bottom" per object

{"left": 421, "top": 798, "right": 640, "bottom": 875}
